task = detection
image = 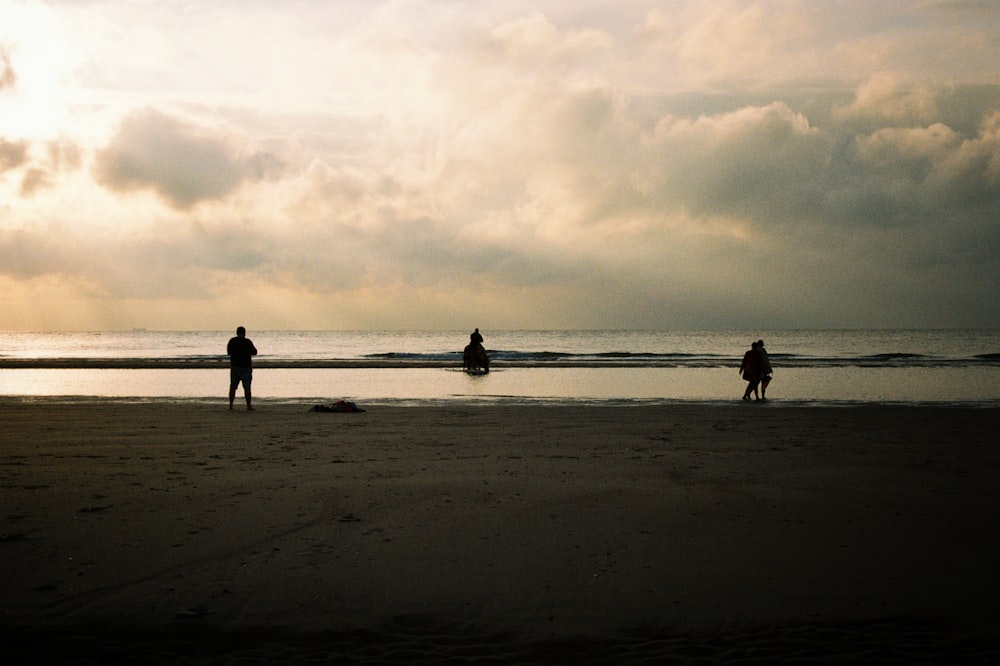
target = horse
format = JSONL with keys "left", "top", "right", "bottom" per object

{"left": 463, "top": 343, "right": 490, "bottom": 374}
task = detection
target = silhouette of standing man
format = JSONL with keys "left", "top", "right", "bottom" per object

{"left": 227, "top": 326, "right": 258, "bottom": 411}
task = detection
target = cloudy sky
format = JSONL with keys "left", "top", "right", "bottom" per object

{"left": 2, "top": 0, "right": 999, "bottom": 331}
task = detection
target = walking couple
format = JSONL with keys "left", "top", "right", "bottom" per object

{"left": 739, "top": 339, "right": 773, "bottom": 402}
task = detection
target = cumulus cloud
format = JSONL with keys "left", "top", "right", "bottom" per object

{"left": 94, "top": 109, "right": 285, "bottom": 209}
{"left": 641, "top": 3, "right": 814, "bottom": 85}
{"left": 0, "top": 139, "right": 28, "bottom": 172}
{"left": 19, "top": 139, "right": 81, "bottom": 196}
{"left": 484, "top": 11, "right": 612, "bottom": 65}
{"left": 0, "top": 45, "right": 15, "bottom": 89}
{"left": 260, "top": 40, "right": 1000, "bottom": 327}
{"left": 0, "top": 136, "right": 83, "bottom": 197}
{"left": 19, "top": 167, "right": 51, "bottom": 196}
{"left": 3, "top": 2, "right": 1000, "bottom": 329}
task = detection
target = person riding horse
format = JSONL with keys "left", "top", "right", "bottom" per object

{"left": 464, "top": 328, "right": 489, "bottom": 373}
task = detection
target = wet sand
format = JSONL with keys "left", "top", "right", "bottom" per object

{"left": 2, "top": 400, "right": 998, "bottom": 663}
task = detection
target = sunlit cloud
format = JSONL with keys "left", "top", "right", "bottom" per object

{"left": 1, "top": 0, "right": 999, "bottom": 330}
{"left": 93, "top": 109, "right": 285, "bottom": 209}
{"left": 0, "top": 45, "right": 16, "bottom": 89}
{"left": 0, "top": 139, "right": 29, "bottom": 172}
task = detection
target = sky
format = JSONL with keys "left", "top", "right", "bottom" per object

{"left": 2, "top": 0, "right": 999, "bottom": 331}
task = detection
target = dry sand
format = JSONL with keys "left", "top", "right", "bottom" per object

{"left": 2, "top": 399, "right": 999, "bottom": 663}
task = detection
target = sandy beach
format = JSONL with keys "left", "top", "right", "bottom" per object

{"left": 2, "top": 399, "right": 999, "bottom": 663}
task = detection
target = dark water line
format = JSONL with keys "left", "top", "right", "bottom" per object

{"left": 2, "top": 354, "right": 999, "bottom": 370}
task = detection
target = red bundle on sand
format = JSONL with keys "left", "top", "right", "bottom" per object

{"left": 309, "top": 400, "right": 365, "bottom": 412}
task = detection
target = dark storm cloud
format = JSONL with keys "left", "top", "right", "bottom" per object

{"left": 94, "top": 109, "right": 285, "bottom": 209}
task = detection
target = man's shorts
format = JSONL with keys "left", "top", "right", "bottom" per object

{"left": 230, "top": 367, "right": 253, "bottom": 390}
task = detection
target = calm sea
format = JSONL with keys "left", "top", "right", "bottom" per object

{"left": 0, "top": 329, "right": 997, "bottom": 406}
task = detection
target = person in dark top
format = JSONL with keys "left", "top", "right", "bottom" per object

{"left": 739, "top": 340, "right": 764, "bottom": 402}
{"left": 227, "top": 326, "right": 258, "bottom": 411}
{"left": 464, "top": 328, "right": 489, "bottom": 373}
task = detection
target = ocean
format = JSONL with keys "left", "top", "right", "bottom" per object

{"left": 0, "top": 329, "right": 997, "bottom": 406}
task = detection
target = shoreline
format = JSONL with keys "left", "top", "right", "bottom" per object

{"left": 1, "top": 395, "right": 997, "bottom": 409}
{"left": 4, "top": 364, "right": 998, "bottom": 406}
{"left": 3, "top": 402, "right": 999, "bottom": 662}
{"left": 2, "top": 357, "right": 998, "bottom": 369}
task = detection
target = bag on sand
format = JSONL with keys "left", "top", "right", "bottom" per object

{"left": 309, "top": 400, "right": 365, "bottom": 413}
